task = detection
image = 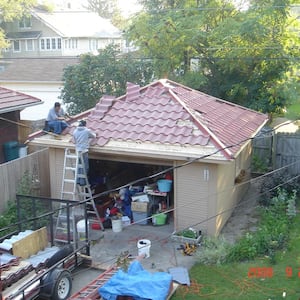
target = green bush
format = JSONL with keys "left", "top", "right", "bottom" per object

{"left": 196, "top": 235, "right": 231, "bottom": 265}
{"left": 227, "top": 188, "right": 295, "bottom": 263}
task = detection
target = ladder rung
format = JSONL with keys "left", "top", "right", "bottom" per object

{"left": 66, "top": 154, "right": 78, "bottom": 159}
{"left": 64, "top": 179, "right": 76, "bottom": 184}
{"left": 65, "top": 167, "right": 76, "bottom": 171}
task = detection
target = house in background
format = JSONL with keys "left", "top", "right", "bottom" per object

{"left": 1, "top": 8, "right": 122, "bottom": 58}
{"left": 0, "top": 87, "right": 42, "bottom": 163}
{"left": 0, "top": 57, "right": 79, "bottom": 121}
{"left": 28, "top": 79, "right": 268, "bottom": 235}
{"left": 0, "top": 7, "right": 122, "bottom": 121}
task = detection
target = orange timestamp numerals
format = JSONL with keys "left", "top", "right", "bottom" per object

{"left": 248, "top": 267, "right": 274, "bottom": 278}
{"left": 248, "top": 266, "right": 300, "bottom": 278}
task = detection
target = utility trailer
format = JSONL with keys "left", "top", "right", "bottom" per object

{"left": 0, "top": 194, "right": 92, "bottom": 300}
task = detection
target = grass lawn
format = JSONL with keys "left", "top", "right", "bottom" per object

{"left": 172, "top": 213, "right": 300, "bottom": 300}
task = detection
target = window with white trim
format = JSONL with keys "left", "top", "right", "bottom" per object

{"left": 65, "top": 38, "right": 78, "bottom": 49}
{"left": 25, "top": 39, "right": 34, "bottom": 51}
{"left": 40, "top": 37, "right": 62, "bottom": 51}
{"left": 13, "top": 40, "right": 20, "bottom": 52}
{"left": 19, "top": 16, "right": 32, "bottom": 29}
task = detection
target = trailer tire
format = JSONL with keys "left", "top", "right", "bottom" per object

{"left": 52, "top": 269, "right": 72, "bottom": 300}
{"left": 41, "top": 269, "right": 72, "bottom": 300}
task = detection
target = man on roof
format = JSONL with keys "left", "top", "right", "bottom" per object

{"left": 46, "top": 102, "right": 70, "bottom": 134}
{"left": 73, "top": 119, "right": 97, "bottom": 185}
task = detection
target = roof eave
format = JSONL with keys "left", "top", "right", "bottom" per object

{"left": 0, "top": 101, "right": 44, "bottom": 114}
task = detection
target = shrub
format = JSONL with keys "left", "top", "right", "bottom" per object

{"left": 226, "top": 188, "right": 295, "bottom": 263}
{"left": 196, "top": 235, "right": 231, "bottom": 265}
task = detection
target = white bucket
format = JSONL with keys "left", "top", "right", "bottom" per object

{"left": 137, "top": 239, "right": 151, "bottom": 258}
{"left": 77, "top": 219, "right": 89, "bottom": 240}
{"left": 112, "top": 218, "right": 122, "bottom": 233}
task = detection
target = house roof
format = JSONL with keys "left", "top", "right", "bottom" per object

{"left": 0, "top": 57, "right": 80, "bottom": 82}
{"left": 29, "top": 79, "right": 268, "bottom": 160}
{"left": 6, "top": 31, "right": 42, "bottom": 40}
{"left": 73, "top": 79, "right": 268, "bottom": 158}
{"left": 0, "top": 86, "right": 43, "bottom": 113}
{"left": 32, "top": 10, "right": 122, "bottom": 39}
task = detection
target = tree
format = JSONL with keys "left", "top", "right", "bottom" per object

{"left": 0, "top": 0, "right": 37, "bottom": 49}
{"left": 85, "top": 0, "right": 118, "bottom": 19}
{"left": 127, "top": 0, "right": 300, "bottom": 113}
{"left": 60, "top": 45, "right": 154, "bottom": 114}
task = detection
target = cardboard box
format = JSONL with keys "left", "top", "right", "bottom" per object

{"left": 131, "top": 201, "right": 149, "bottom": 212}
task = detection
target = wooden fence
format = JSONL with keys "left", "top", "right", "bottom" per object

{"left": 252, "top": 131, "right": 300, "bottom": 175}
{"left": 0, "top": 148, "right": 50, "bottom": 213}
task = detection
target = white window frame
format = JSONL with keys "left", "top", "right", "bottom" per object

{"left": 40, "top": 37, "right": 62, "bottom": 51}
{"left": 13, "top": 40, "right": 21, "bottom": 52}
{"left": 19, "top": 17, "right": 32, "bottom": 29}
{"left": 25, "top": 39, "right": 34, "bottom": 51}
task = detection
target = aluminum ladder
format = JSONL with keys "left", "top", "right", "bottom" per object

{"left": 54, "top": 148, "right": 104, "bottom": 245}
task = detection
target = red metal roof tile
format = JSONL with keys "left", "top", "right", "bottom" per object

{"left": 0, "top": 87, "right": 42, "bottom": 113}
{"left": 67, "top": 79, "right": 268, "bottom": 158}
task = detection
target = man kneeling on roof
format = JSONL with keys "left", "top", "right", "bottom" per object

{"left": 46, "top": 102, "right": 70, "bottom": 134}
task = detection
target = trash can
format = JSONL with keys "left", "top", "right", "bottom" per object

{"left": 3, "top": 141, "right": 19, "bottom": 161}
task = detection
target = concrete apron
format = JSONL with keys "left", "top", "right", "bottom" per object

{"left": 89, "top": 222, "right": 199, "bottom": 272}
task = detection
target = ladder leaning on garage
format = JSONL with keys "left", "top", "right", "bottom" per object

{"left": 54, "top": 148, "right": 104, "bottom": 245}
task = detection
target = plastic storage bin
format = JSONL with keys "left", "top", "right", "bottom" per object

{"left": 132, "top": 211, "right": 148, "bottom": 225}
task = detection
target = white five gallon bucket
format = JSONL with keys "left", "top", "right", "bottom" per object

{"left": 77, "top": 219, "right": 89, "bottom": 240}
{"left": 137, "top": 239, "right": 151, "bottom": 258}
{"left": 112, "top": 218, "right": 122, "bottom": 233}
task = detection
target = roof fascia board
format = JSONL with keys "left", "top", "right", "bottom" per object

{"left": 28, "top": 138, "right": 229, "bottom": 164}
{"left": 0, "top": 101, "right": 44, "bottom": 114}
{"left": 168, "top": 88, "right": 233, "bottom": 160}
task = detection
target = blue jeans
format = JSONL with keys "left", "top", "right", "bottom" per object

{"left": 77, "top": 152, "right": 89, "bottom": 186}
{"left": 47, "top": 120, "right": 69, "bottom": 134}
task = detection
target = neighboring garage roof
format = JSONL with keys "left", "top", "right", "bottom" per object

{"left": 0, "top": 57, "right": 80, "bottom": 82}
{"left": 0, "top": 86, "right": 43, "bottom": 113}
{"left": 32, "top": 10, "right": 121, "bottom": 38}
{"left": 78, "top": 79, "right": 268, "bottom": 158}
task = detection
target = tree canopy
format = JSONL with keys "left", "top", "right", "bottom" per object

{"left": 0, "top": 0, "right": 36, "bottom": 49}
{"left": 60, "top": 45, "right": 154, "bottom": 114}
{"left": 126, "top": 0, "right": 300, "bottom": 113}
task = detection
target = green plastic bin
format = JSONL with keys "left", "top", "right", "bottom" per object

{"left": 3, "top": 141, "right": 19, "bottom": 161}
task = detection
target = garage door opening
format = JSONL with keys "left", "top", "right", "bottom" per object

{"left": 88, "top": 159, "right": 174, "bottom": 227}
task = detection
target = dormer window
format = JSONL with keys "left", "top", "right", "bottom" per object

{"left": 19, "top": 16, "right": 32, "bottom": 29}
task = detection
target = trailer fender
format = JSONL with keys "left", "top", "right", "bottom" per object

{"left": 40, "top": 268, "right": 72, "bottom": 300}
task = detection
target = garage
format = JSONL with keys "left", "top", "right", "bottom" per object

{"left": 88, "top": 157, "right": 174, "bottom": 227}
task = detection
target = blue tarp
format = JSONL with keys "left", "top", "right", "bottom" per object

{"left": 99, "top": 261, "right": 172, "bottom": 300}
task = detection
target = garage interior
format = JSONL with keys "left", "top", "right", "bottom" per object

{"left": 87, "top": 158, "right": 174, "bottom": 227}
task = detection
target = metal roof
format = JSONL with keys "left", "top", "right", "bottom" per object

{"left": 0, "top": 86, "right": 43, "bottom": 113}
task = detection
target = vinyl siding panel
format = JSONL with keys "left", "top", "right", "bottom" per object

{"left": 216, "top": 143, "right": 251, "bottom": 235}
{"left": 174, "top": 162, "right": 216, "bottom": 234}
{"left": 49, "top": 147, "right": 64, "bottom": 199}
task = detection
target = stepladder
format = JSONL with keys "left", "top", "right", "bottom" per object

{"left": 55, "top": 148, "right": 104, "bottom": 245}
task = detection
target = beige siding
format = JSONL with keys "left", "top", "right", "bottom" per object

{"left": 216, "top": 142, "right": 252, "bottom": 235}
{"left": 174, "top": 162, "right": 217, "bottom": 235}
{"left": 49, "top": 147, "right": 65, "bottom": 199}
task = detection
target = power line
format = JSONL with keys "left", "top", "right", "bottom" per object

{"left": 90, "top": 165, "right": 300, "bottom": 268}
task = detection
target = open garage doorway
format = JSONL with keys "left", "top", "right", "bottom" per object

{"left": 88, "top": 158, "right": 174, "bottom": 227}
